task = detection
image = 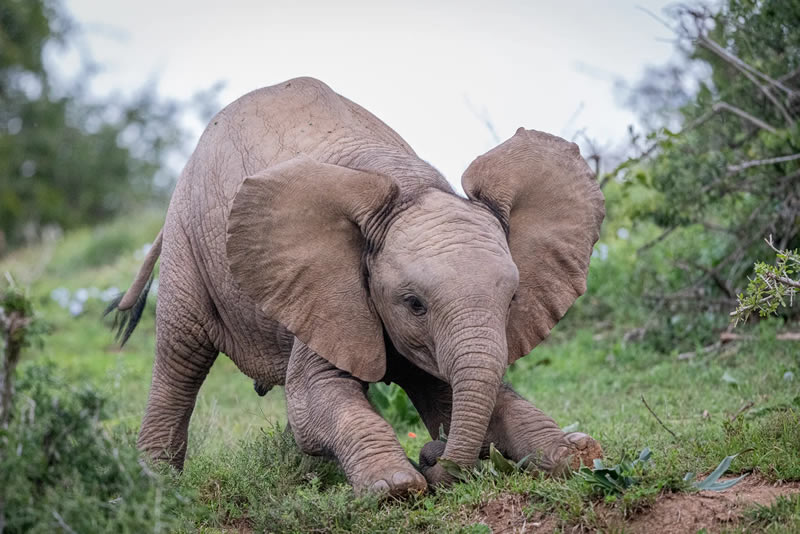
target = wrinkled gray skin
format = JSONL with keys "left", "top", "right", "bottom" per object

{"left": 115, "top": 77, "right": 605, "bottom": 496}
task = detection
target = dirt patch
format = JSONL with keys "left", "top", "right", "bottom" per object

{"left": 621, "top": 475, "right": 800, "bottom": 534}
{"left": 474, "top": 475, "right": 799, "bottom": 533}
{"left": 475, "top": 493, "right": 557, "bottom": 533}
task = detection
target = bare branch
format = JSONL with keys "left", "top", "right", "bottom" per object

{"left": 675, "top": 260, "right": 735, "bottom": 298}
{"left": 727, "top": 153, "right": 800, "bottom": 174}
{"left": 737, "top": 66, "right": 795, "bottom": 126}
{"left": 637, "top": 226, "right": 676, "bottom": 255}
{"left": 464, "top": 96, "right": 500, "bottom": 144}
{"left": 712, "top": 102, "right": 778, "bottom": 133}
{"left": 697, "top": 34, "right": 796, "bottom": 97}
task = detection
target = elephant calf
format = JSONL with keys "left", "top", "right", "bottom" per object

{"left": 108, "top": 77, "right": 605, "bottom": 495}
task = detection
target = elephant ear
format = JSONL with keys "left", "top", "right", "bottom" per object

{"left": 462, "top": 128, "right": 605, "bottom": 364}
{"left": 226, "top": 154, "right": 398, "bottom": 382}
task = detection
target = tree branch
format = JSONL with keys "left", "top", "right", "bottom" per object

{"left": 727, "top": 153, "right": 800, "bottom": 174}
{"left": 766, "top": 271, "right": 800, "bottom": 289}
{"left": 737, "top": 66, "right": 795, "bottom": 126}
{"left": 697, "top": 34, "right": 796, "bottom": 97}
{"left": 712, "top": 102, "right": 778, "bottom": 133}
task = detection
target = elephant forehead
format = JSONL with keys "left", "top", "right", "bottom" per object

{"left": 389, "top": 192, "right": 507, "bottom": 250}
{"left": 380, "top": 192, "right": 517, "bottom": 281}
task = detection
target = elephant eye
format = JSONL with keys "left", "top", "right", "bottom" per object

{"left": 403, "top": 294, "right": 427, "bottom": 316}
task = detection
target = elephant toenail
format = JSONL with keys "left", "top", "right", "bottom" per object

{"left": 392, "top": 471, "right": 415, "bottom": 487}
{"left": 370, "top": 479, "right": 390, "bottom": 493}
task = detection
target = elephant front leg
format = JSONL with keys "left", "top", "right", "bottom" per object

{"left": 485, "top": 384, "right": 604, "bottom": 473}
{"left": 284, "top": 340, "right": 427, "bottom": 496}
{"left": 391, "top": 355, "right": 602, "bottom": 475}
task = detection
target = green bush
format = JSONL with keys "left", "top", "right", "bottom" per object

{"left": 0, "top": 363, "right": 187, "bottom": 533}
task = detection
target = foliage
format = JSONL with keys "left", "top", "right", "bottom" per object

{"left": 0, "top": 363, "right": 187, "bottom": 533}
{"left": 684, "top": 449, "right": 750, "bottom": 491}
{"left": 0, "top": 0, "right": 216, "bottom": 254}
{"left": 368, "top": 382, "right": 421, "bottom": 430}
{"left": 732, "top": 238, "right": 799, "bottom": 324}
{"left": 0, "top": 281, "right": 51, "bottom": 349}
{"left": 613, "top": 0, "right": 800, "bottom": 343}
{"left": 435, "top": 443, "right": 533, "bottom": 482}
{"left": 577, "top": 448, "right": 652, "bottom": 494}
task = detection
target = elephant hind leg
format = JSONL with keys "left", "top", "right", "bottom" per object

{"left": 137, "top": 296, "right": 219, "bottom": 469}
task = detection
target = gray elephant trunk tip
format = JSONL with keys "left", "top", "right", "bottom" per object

{"left": 253, "top": 380, "right": 271, "bottom": 396}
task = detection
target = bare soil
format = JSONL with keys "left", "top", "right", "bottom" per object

{"left": 475, "top": 475, "right": 800, "bottom": 533}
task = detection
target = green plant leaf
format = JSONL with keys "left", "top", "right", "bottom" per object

{"left": 437, "top": 458, "right": 468, "bottom": 481}
{"left": 721, "top": 371, "right": 739, "bottom": 385}
{"left": 514, "top": 454, "right": 532, "bottom": 470}
{"left": 488, "top": 443, "right": 516, "bottom": 474}
{"left": 692, "top": 449, "right": 752, "bottom": 491}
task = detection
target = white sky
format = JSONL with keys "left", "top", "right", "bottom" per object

{"left": 62, "top": 0, "right": 678, "bottom": 185}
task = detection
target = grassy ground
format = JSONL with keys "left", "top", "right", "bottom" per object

{"left": 2, "top": 211, "right": 799, "bottom": 533}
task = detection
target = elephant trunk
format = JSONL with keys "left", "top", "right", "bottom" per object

{"left": 424, "top": 311, "right": 506, "bottom": 485}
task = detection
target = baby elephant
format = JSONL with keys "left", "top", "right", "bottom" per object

{"left": 109, "top": 77, "right": 605, "bottom": 495}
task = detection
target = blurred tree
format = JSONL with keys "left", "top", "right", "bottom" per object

{"left": 0, "top": 0, "right": 212, "bottom": 254}
{"left": 615, "top": 0, "right": 800, "bottom": 343}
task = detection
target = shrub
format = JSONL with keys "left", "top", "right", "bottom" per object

{"left": 0, "top": 363, "right": 188, "bottom": 533}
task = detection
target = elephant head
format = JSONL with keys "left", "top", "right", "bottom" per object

{"left": 225, "top": 128, "right": 604, "bottom": 484}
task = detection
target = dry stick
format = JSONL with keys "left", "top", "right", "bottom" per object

{"left": 730, "top": 401, "right": 755, "bottom": 423}
{"left": 641, "top": 395, "right": 678, "bottom": 440}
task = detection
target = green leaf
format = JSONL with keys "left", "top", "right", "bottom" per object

{"left": 636, "top": 447, "right": 652, "bottom": 464}
{"left": 699, "top": 473, "right": 749, "bottom": 491}
{"left": 488, "top": 443, "right": 516, "bottom": 474}
{"left": 692, "top": 449, "right": 753, "bottom": 491}
{"left": 514, "top": 454, "right": 532, "bottom": 470}
{"left": 437, "top": 458, "right": 468, "bottom": 481}
{"left": 721, "top": 371, "right": 739, "bottom": 385}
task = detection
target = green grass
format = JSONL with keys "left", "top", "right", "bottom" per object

{"left": 2, "top": 211, "right": 799, "bottom": 532}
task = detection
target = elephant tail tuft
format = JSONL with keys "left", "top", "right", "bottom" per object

{"left": 104, "top": 228, "right": 162, "bottom": 346}
{"left": 104, "top": 276, "right": 153, "bottom": 346}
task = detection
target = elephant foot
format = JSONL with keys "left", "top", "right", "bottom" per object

{"left": 418, "top": 440, "right": 457, "bottom": 488}
{"left": 561, "top": 432, "right": 604, "bottom": 471}
{"left": 352, "top": 464, "right": 427, "bottom": 497}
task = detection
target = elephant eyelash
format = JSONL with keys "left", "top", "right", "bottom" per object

{"left": 403, "top": 294, "right": 427, "bottom": 316}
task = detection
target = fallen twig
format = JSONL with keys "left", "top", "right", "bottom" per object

{"left": 677, "top": 342, "right": 721, "bottom": 360}
{"left": 730, "top": 401, "right": 755, "bottom": 422}
{"left": 720, "top": 332, "right": 800, "bottom": 342}
{"left": 641, "top": 395, "right": 678, "bottom": 440}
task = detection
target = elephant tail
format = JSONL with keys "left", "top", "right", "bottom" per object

{"left": 104, "top": 229, "right": 163, "bottom": 346}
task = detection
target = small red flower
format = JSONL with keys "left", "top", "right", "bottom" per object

{"left": 408, "top": 432, "right": 417, "bottom": 438}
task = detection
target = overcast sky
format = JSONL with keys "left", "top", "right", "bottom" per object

{"left": 62, "top": 0, "right": 679, "bottom": 185}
